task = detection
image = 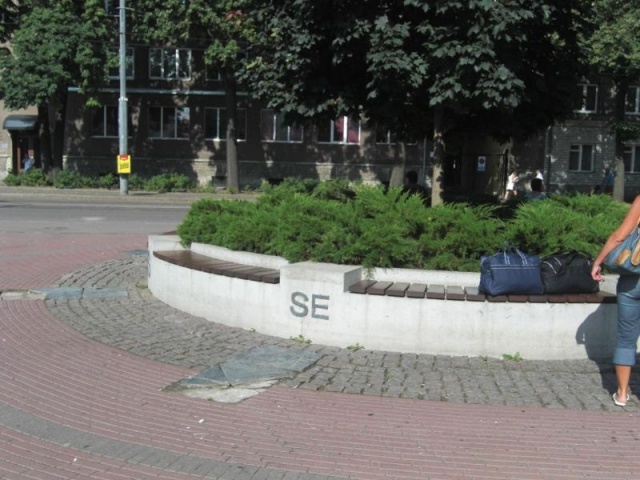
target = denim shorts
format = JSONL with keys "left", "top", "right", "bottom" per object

{"left": 615, "top": 275, "right": 640, "bottom": 365}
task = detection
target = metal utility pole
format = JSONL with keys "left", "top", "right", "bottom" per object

{"left": 118, "top": 0, "right": 129, "bottom": 195}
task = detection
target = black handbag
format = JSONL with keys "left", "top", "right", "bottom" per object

{"left": 540, "top": 251, "right": 599, "bottom": 294}
{"left": 479, "top": 248, "right": 544, "bottom": 296}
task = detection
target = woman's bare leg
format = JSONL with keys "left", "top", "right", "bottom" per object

{"left": 616, "top": 365, "right": 632, "bottom": 403}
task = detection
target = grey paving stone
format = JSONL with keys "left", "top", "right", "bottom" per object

{"left": 44, "top": 253, "right": 634, "bottom": 418}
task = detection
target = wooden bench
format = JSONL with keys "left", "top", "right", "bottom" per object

{"left": 153, "top": 250, "right": 280, "bottom": 284}
{"left": 348, "top": 280, "right": 617, "bottom": 304}
{"left": 154, "top": 250, "right": 616, "bottom": 304}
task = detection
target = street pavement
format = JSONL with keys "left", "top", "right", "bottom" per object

{"left": 1, "top": 186, "right": 640, "bottom": 479}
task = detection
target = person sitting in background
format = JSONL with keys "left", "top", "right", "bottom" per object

{"left": 526, "top": 177, "right": 547, "bottom": 201}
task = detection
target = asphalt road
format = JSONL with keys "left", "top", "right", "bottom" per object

{"left": 0, "top": 186, "right": 221, "bottom": 234}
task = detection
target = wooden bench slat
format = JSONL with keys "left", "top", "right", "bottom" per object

{"left": 506, "top": 294, "right": 530, "bottom": 303}
{"left": 348, "top": 280, "right": 376, "bottom": 294}
{"left": 445, "top": 286, "right": 465, "bottom": 301}
{"left": 464, "top": 287, "right": 486, "bottom": 302}
{"left": 368, "top": 281, "right": 394, "bottom": 296}
{"left": 406, "top": 283, "right": 427, "bottom": 298}
{"left": 426, "top": 284, "right": 445, "bottom": 300}
{"left": 386, "top": 282, "right": 410, "bottom": 297}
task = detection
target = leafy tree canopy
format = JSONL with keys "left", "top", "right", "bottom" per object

{"left": 0, "top": 0, "right": 110, "bottom": 109}
{"left": 587, "top": 0, "right": 640, "bottom": 79}
{"left": 243, "top": 0, "right": 589, "bottom": 141}
{"left": 132, "top": 0, "right": 256, "bottom": 75}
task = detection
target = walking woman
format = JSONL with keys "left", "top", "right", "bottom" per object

{"left": 592, "top": 196, "right": 640, "bottom": 406}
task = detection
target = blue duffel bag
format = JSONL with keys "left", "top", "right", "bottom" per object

{"left": 478, "top": 249, "right": 544, "bottom": 296}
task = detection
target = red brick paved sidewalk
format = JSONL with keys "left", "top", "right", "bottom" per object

{"left": 1, "top": 232, "right": 640, "bottom": 479}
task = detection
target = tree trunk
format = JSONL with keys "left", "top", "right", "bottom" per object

{"left": 223, "top": 72, "right": 239, "bottom": 192}
{"left": 37, "top": 104, "right": 53, "bottom": 174}
{"left": 51, "top": 94, "right": 67, "bottom": 173}
{"left": 430, "top": 106, "right": 445, "bottom": 206}
{"left": 612, "top": 80, "right": 629, "bottom": 202}
{"left": 388, "top": 142, "right": 407, "bottom": 188}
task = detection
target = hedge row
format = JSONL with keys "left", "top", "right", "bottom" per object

{"left": 177, "top": 179, "right": 627, "bottom": 272}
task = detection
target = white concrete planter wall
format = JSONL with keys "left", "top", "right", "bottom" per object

{"left": 148, "top": 235, "right": 619, "bottom": 361}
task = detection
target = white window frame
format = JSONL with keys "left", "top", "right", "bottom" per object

{"left": 204, "top": 108, "right": 246, "bottom": 141}
{"left": 148, "top": 106, "right": 190, "bottom": 139}
{"left": 149, "top": 48, "right": 192, "bottom": 80}
{"left": 92, "top": 105, "right": 118, "bottom": 138}
{"left": 318, "top": 116, "right": 360, "bottom": 144}
{"left": 569, "top": 144, "right": 594, "bottom": 172}
{"left": 574, "top": 83, "right": 598, "bottom": 113}
{"left": 107, "top": 47, "right": 134, "bottom": 80}
{"left": 260, "top": 109, "right": 303, "bottom": 143}
{"left": 624, "top": 144, "right": 640, "bottom": 173}
{"left": 626, "top": 86, "right": 640, "bottom": 115}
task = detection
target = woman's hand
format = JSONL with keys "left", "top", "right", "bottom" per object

{"left": 591, "top": 262, "right": 604, "bottom": 282}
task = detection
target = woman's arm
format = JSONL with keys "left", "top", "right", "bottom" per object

{"left": 592, "top": 196, "right": 640, "bottom": 281}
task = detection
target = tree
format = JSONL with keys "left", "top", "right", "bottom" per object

{"left": 244, "top": 0, "right": 588, "bottom": 205}
{"left": 132, "top": 0, "right": 257, "bottom": 192}
{"left": 0, "top": 0, "right": 110, "bottom": 177}
{"left": 585, "top": 0, "right": 640, "bottom": 201}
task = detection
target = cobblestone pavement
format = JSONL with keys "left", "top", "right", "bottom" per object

{"left": 48, "top": 251, "right": 632, "bottom": 412}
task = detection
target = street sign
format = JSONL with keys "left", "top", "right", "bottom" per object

{"left": 117, "top": 154, "right": 131, "bottom": 174}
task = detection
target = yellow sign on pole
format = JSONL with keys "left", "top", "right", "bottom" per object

{"left": 117, "top": 154, "right": 131, "bottom": 174}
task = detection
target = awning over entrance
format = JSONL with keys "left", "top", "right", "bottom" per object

{"left": 3, "top": 114, "right": 38, "bottom": 131}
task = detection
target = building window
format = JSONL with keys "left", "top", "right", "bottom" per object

{"left": 148, "top": 107, "right": 190, "bottom": 139}
{"left": 375, "top": 126, "right": 416, "bottom": 145}
{"left": 92, "top": 105, "right": 132, "bottom": 138}
{"left": 149, "top": 48, "right": 191, "bottom": 80}
{"left": 107, "top": 47, "right": 134, "bottom": 80}
{"left": 569, "top": 144, "right": 594, "bottom": 172}
{"left": 260, "top": 110, "right": 303, "bottom": 142}
{"left": 624, "top": 145, "right": 640, "bottom": 173}
{"left": 205, "top": 64, "right": 222, "bottom": 82}
{"left": 318, "top": 116, "right": 360, "bottom": 144}
{"left": 204, "top": 108, "right": 246, "bottom": 140}
{"left": 626, "top": 86, "right": 640, "bottom": 115}
{"left": 104, "top": 0, "right": 117, "bottom": 16}
{"left": 574, "top": 84, "right": 598, "bottom": 113}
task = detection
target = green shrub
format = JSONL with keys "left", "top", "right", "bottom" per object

{"left": 3, "top": 168, "right": 51, "bottom": 187}
{"left": 144, "top": 173, "right": 195, "bottom": 193}
{"left": 95, "top": 173, "right": 119, "bottom": 189}
{"left": 54, "top": 170, "right": 93, "bottom": 189}
{"left": 504, "top": 194, "right": 626, "bottom": 259}
{"left": 3, "top": 171, "right": 21, "bottom": 186}
{"left": 417, "top": 202, "right": 505, "bottom": 271}
{"left": 127, "top": 173, "right": 146, "bottom": 191}
{"left": 176, "top": 180, "right": 622, "bottom": 271}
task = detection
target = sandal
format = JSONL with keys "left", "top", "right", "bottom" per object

{"left": 613, "top": 392, "right": 630, "bottom": 407}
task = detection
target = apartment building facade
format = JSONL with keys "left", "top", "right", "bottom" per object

{"left": 2, "top": 39, "right": 639, "bottom": 200}
{"left": 543, "top": 80, "right": 640, "bottom": 200}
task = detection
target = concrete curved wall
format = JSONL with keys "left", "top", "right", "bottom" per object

{"left": 148, "top": 235, "right": 619, "bottom": 361}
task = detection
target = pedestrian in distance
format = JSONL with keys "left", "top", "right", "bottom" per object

{"left": 504, "top": 170, "right": 519, "bottom": 201}
{"left": 591, "top": 195, "right": 640, "bottom": 407}
{"left": 602, "top": 164, "right": 614, "bottom": 195}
